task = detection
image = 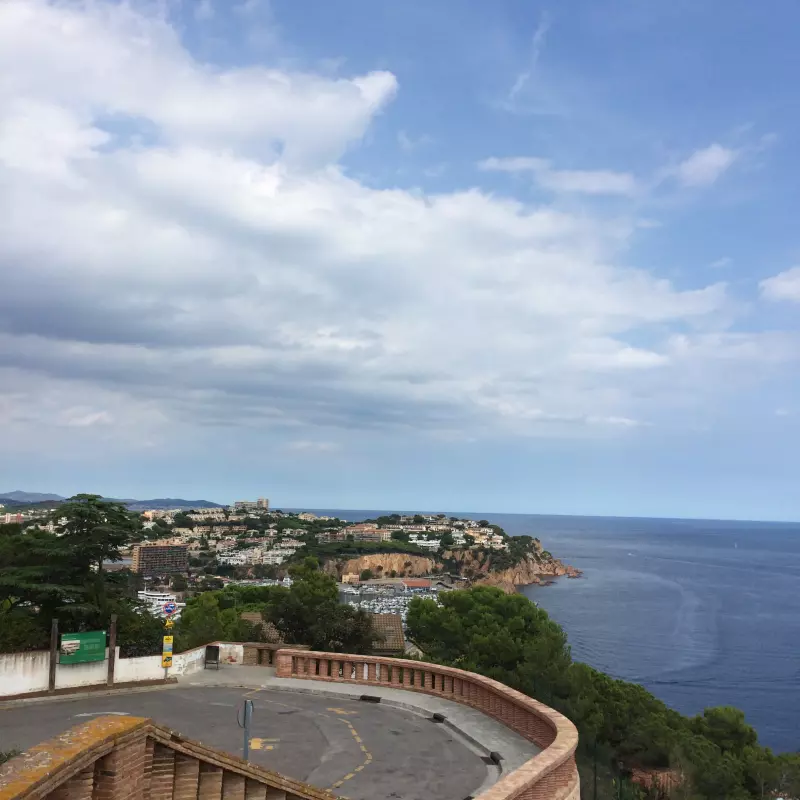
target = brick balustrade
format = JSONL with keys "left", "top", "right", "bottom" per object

{"left": 275, "top": 649, "right": 580, "bottom": 800}
{"left": 0, "top": 716, "right": 335, "bottom": 800}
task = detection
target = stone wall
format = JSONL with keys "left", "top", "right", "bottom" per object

{"left": 0, "top": 716, "right": 335, "bottom": 800}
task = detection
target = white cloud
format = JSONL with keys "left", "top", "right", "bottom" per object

{"left": 675, "top": 143, "right": 739, "bottom": 187}
{"left": 0, "top": 0, "right": 397, "bottom": 164}
{"left": 760, "top": 267, "right": 800, "bottom": 303}
{"left": 479, "top": 156, "right": 638, "bottom": 196}
{"left": 0, "top": 0, "right": 779, "bottom": 455}
{"left": 61, "top": 409, "right": 114, "bottom": 428}
{"left": 506, "top": 12, "right": 552, "bottom": 107}
{"left": 286, "top": 441, "right": 340, "bottom": 453}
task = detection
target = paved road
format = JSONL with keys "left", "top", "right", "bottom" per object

{"left": 0, "top": 687, "right": 488, "bottom": 800}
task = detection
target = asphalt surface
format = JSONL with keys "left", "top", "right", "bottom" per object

{"left": 0, "top": 687, "right": 488, "bottom": 800}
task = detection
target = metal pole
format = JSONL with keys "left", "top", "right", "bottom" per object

{"left": 242, "top": 699, "right": 254, "bottom": 760}
{"left": 107, "top": 614, "right": 117, "bottom": 687}
{"left": 48, "top": 618, "right": 58, "bottom": 692}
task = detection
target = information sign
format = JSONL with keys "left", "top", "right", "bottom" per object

{"left": 60, "top": 631, "right": 106, "bottom": 664}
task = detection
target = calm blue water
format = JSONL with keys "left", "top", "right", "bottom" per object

{"left": 289, "top": 509, "right": 800, "bottom": 753}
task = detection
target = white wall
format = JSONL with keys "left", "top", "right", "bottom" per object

{"left": 218, "top": 643, "right": 243, "bottom": 665}
{"left": 172, "top": 645, "right": 206, "bottom": 676}
{"left": 56, "top": 648, "right": 111, "bottom": 689}
{"left": 0, "top": 650, "right": 50, "bottom": 696}
{"left": 0, "top": 641, "right": 248, "bottom": 697}
{"left": 115, "top": 652, "right": 167, "bottom": 683}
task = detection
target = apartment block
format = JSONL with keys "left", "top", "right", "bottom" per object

{"left": 131, "top": 543, "right": 189, "bottom": 576}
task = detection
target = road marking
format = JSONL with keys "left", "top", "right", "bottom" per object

{"left": 249, "top": 738, "right": 276, "bottom": 751}
{"left": 326, "top": 707, "right": 357, "bottom": 716}
{"left": 327, "top": 718, "right": 372, "bottom": 791}
{"left": 74, "top": 712, "right": 129, "bottom": 717}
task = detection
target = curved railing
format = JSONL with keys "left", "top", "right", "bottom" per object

{"left": 276, "top": 649, "right": 580, "bottom": 800}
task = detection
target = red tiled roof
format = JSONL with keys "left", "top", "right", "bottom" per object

{"left": 402, "top": 578, "right": 431, "bottom": 589}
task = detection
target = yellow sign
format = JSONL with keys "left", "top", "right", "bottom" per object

{"left": 249, "top": 738, "right": 278, "bottom": 751}
{"left": 161, "top": 635, "right": 174, "bottom": 668}
{"left": 164, "top": 619, "right": 174, "bottom": 629}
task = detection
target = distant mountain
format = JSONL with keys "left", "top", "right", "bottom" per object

{"left": 122, "top": 498, "right": 222, "bottom": 510}
{"left": 0, "top": 492, "right": 221, "bottom": 511}
{"left": 0, "top": 491, "right": 65, "bottom": 503}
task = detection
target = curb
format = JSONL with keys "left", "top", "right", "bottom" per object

{"left": 0, "top": 679, "right": 179, "bottom": 709}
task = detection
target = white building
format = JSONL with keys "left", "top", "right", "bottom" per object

{"left": 409, "top": 534, "right": 441, "bottom": 551}
{"left": 262, "top": 551, "right": 289, "bottom": 565}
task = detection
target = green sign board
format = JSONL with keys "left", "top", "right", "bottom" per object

{"left": 59, "top": 630, "right": 107, "bottom": 664}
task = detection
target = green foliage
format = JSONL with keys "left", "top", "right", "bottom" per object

{"left": 407, "top": 586, "right": 571, "bottom": 702}
{"left": 116, "top": 608, "right": 164, "bottom": 657}
{"left": 173, "top": 512, "right": 194, "bottom": 529}
{"left": 260, "top": 558, "right": 376, "bottom": 653}
{"left": 174, "top": 593, "right": 262, "bottom": 652}
{"left": 360, "top": 568, "right": 374, "bottom": 581}
{"left": 405, "top": 585, "right": 799, "bottom": 800}
{"left": 0, "top": 608, "right": 50, "bottom": 652}
{"left": 0, "top": 498, "right": 164, "bottom": 658}
{"left": 300, "top": 539, "right": 428, "bottom": 561}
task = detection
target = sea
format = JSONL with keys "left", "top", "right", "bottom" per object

{"left": 291, "top": 509, "right": 800, "bottom": 753}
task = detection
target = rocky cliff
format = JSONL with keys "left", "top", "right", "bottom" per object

{"left": 323, "top": 552, "right": 435, "bottom": 579}
{"left": 322, "top": 547, "right": 580, "bottom": 592}
{"left": 473, "top": 555, "right": 581, "bottom": 593}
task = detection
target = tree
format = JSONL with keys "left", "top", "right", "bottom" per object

{"left": 261, "top": 558, "right": 376, "bottom": 653}
{"left": 413, "top": 515, "right": 425, "bottom": 524}
{"left": 57, "top": 494, "right": 136, "bottom": 575}
{"left": 406, "top": 586, "right": 571, "bottom": 700}
{"left": 170, "top": 574, "right": 188, "bottom": 592}
{"left": 175, "top": 593, "right": 261, "bottom": 652}
{"left": 173, "top": 512, "right": 194, "bottom": 529}
{"left": 360, "top": 568, "right": 374, "bottom": 581}
{"left": 0, "top": 523, "right": 83, "bottom": 620}
{"left": 439, "top": 531, "right": 455, "bottom": 549}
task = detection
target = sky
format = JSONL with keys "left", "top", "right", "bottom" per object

{"left": 1, "top": 0, "right": 800, "bottom": 521}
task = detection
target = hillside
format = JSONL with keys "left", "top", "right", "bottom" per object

{"left": 0, "top": 491, "right": 64, "bottom": 503}
{"left": 0, "top": 491, "right": 221, "bottom": 510}
{"left": 318, "top": 541, "right": 580, "bottom": 591}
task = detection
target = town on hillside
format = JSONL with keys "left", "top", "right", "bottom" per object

{"left": 5, "top": 497, "right": 569, "bottom": 628}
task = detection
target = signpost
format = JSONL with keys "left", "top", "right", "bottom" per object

{"left": 59, "top": 631, "right": 106, "bottom": 664}
{"left": 162, "top": 602, "right": 177, "bottom": 675}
